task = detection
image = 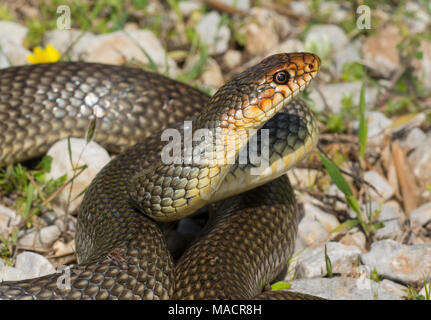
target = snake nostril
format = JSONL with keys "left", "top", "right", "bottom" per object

{"left": 308, "top": 63, "right": 314, "bottom": 70}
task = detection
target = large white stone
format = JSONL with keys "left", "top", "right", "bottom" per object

{"left": 361, "top": 240, "right": 431, "bottom": 285}
{"left": 285, "top": 277, "right": 404, "bottom": 300}
{"left": 45, "top": 29, "right": 178, "bottom": 76}
{"left": 295, "top": 242, "right": 362, "bottom": 278}
{"left": 0, "top": 21, "right": 31, "bottom": 67}
{"left": 0, "top": 266, "right": 26, "bottom": 282}
{"left": 44, "top": 29, "right": 97, "bottom": 60}
{"left": 46, "top": 138, "right": 111, "bottom": 215}
{"left": 15, "top": 251, "right": 56, "bottom": 279}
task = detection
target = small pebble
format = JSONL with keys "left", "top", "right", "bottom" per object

{"left": 410, "top": 202, "right": 431, "bottom": 228}
{"left": 196, "top": 11, "right": 231, "bottom": 55}
{"left": 0, "top": 204, "right": 20, "bottom": 236}
{"left": 309, "top": 82, "right": 378, "bottom": 114}
{"left": 223, "top": 50, "right": 242, "bottom": 69}
{"left": 302, "top": 200, "right": 340, "bottom": 233}
{"left": 408, "top": 136, "right": 431, "bottom": 186}
{"left": 364, "top": 171, "right": 394, "bottom": 201}
{"left": 18, "top": 225, "right": 61, "bottom": 250}
{"left": 362, "top": 26, "right": 403, "bottom": 78}
{"left": 340, "top": 231, "right": 366, "bottom": 252}
{"left": 297, "top": 216, "right": 330, "bottom": 247}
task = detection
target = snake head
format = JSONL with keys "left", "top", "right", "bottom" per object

{"left": 207, "top": 52, "right": 321, "bottom": 131}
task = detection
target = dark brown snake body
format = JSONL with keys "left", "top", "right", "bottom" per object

{"left": 0, "top": 53, "right": 321, "bottom": 299}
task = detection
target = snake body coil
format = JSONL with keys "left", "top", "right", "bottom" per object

{"left": 0, "top": 53, "right": 321, "bottom": 299}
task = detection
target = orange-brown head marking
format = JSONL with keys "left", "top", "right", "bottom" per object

{"left": 206, "top": 52, "right": 321, "bottom": 131}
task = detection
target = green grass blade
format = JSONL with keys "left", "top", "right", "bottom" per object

{"left": 346, "top": 195, "right": 361, "bottom": 215}
{"left": 86, "top": 119, "right": 97, "bottom": 144}
{"left": 318, "top": 152, "right": 353, "bottom": 197}
{"left": 324, "top": 244, "right": 333, "bottom": 278}
{"left": 330, "top": 219, "right": 359, "bottom": 234}
{"left": 358, "top": 83, "right": 368, "bottom": 158}
{"left": 347, "top": 195, "right": 370, "bottom": 237}
{"left": 67, "top": 136, "right": 73, "bottom": 168}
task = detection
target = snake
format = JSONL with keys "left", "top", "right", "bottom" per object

{"left": 0, "top": 52, "right": 321, "bottom": 300}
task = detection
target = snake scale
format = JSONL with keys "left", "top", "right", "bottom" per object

{"left": 0, "top": 52, "right": 321, "bottom": 299}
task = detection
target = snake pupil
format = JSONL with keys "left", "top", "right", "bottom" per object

{"left": 274, "top": 71, "right": 289, "bottom": 84}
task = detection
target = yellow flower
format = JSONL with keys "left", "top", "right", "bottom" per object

{"left": 27, "top": 44, "right": 61, "bottom": 64}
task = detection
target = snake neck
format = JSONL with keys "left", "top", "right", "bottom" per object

{"left": 125, "top": 53, "right": 321, "bottom": 222}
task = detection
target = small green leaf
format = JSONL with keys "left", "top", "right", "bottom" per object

{"left": 370, "top": 268, "right": 381, "bottom": 283}
{"left": 415, "top": 51, "right": 423, "bottom": 60}
{"left": 318, "top": 152, "right": 353, "bottom": 197}
{"left": 36, "top": 156, "right": 53, "bottom": 172}
{"left": 271, "top": 281, "right": 291, "bottom": 291}
{"left": 33, "top": 171, "right": 46, "bottom": 183}
{"left": 370, "top": 222, "right": 385, "bottom": 231}
{"left": 326, "top": 114, "right": 346, "bottom": 133}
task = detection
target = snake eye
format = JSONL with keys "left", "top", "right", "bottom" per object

{"left": 273, "top": 71, "right": 289, "bottom": 84}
